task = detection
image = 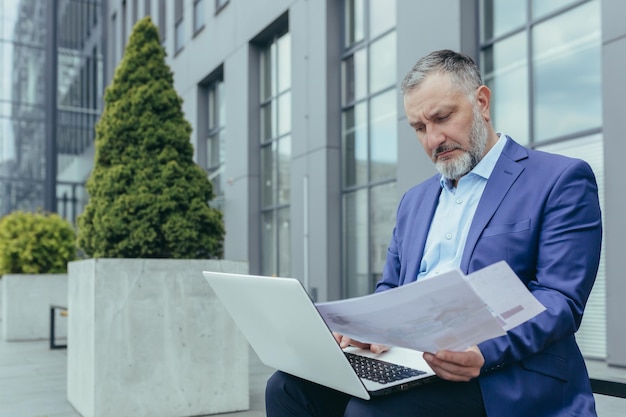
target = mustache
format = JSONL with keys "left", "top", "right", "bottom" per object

{"left": 433, "top": 144, "right": 463, "bottom": 159}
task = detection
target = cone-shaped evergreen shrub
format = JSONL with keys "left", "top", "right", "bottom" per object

{"left": 78, "top": 16, "right": 224, "bottom": 259}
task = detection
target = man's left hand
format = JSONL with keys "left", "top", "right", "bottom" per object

{"left": 423, "top": 345, "right": 484, "bottom": 382}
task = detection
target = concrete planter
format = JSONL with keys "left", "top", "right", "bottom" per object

{"left": 67, "top": 259, "right": 249, "bottom": 417}
{"left": 1, "top": 274, "right": 67, "bottom": 341}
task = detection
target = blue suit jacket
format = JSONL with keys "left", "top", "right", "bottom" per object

{"left": 376, "top": 138, "right": 602, "bottom": 417}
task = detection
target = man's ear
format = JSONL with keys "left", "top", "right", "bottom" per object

{"left": 475, "top": 85, "right": 492, "bottom": 123}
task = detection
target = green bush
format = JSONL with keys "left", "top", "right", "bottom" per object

{"left": 77, "top": 16, "right": 224, "bottom": 259}
{"left": 0, "top": 211, "right": 77, "bottom": 275}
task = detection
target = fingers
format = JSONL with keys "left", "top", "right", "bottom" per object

{"left": 331, "top": 332, "right": 388, "bottom": 353}
{"left": 370, "top": 344, "right": 390, "bottom": 354}
{"left": 423, "top": 346, "right": 484, "bottom": 382}
{"left": 332, "top": 332, "right": 361, "bottom": 349}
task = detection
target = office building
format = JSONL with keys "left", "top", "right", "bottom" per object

{"left": 4, "top": 0, "right": 624, "bottom": 369}
{"left": 0, "top": 0, "right": 103, "bottom": 222}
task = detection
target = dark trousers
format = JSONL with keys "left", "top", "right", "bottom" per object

{"left": 265, "top": 371, "right": 488, "bottom": 417}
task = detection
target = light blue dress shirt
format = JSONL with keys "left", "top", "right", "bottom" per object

{"left": 417, "top": 134, "right": 507, "bottom": 280}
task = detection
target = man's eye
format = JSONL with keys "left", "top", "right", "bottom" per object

{"left": 437, "top": 114, "right": 450, "bottom": 122}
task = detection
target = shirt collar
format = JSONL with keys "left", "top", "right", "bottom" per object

{"left": 440, "top": 133, "right": 508, "bottom": 189}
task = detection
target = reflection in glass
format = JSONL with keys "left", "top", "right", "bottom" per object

{"left": 370, "top": 90, "right": 397, "bottom": 181}
{"left": 207, "top": 133, "right": 220, "bottom": 168}
{"left": 369, "top": 31, "right": 396, "bottom": 95}
{"left": 369, "top": 0, "right": 396, "bottom": 39}
{"left": 480, "top": 0, "right": 526, "bottom": 41}
{"left": 344, "top": 0, "right": 365, "bottom": 47}
{"left": 278, "top": 91, "right": 291, "bottom": 136}
{"left": 175, "top": 20, "right": 184, "bottom": 52}
{"left": 277, "top": 135, "right": 291, "bottom": 204}
{"left": 278, "top": 207, "right": 291, "bottom": 276}
{"left": 342, "top": 103, "right": 368, "bottom": 187}
{"left": 537, "top": 134, "right": 605, "bottom": 358}
{"left": 370, "top": 182, "right": 396, "bottom": 290}
{"left": 277, "top": 33, "right": 291, "bottom": 93}
{"left": 342, "top": 49, "right": 367, "bottom": 105}
{"left": 259, "top": 30, "right": 291, "bottom": 277}
{"left": 208, "top": 87, "right": 217, "bottom": 129}
{"left": 261, "top": 142, "right": 276, "bottom": 207}
{"left": 193, "top": 0, "right": 205, "bottom": 32}
{"left": 206, "top": 79, "right": 225, "bottom": 203}
{"left": 261, "top": 211, "right": 277, "bottom": 276}
{"left": 532, "top": 0, "right": 578, "bottom": 19}
{"left": 217, "top": 80, "right": 225, "bottom": 125}
{"left": 532, "top": 1, "right": 601, "bottom": 142}
{"left": 343, "top": 189, "right": 369, "bottom": 297}
{"left": 260, "top": 101, "right": 276, "bottom": 141}
{"left": 481, "top": 33, "right": 529, "bottom": 144}
{"left": 260, "top": 45, "right": 274, "bottom": 101}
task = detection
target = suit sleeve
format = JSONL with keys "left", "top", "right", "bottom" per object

{"left": 478, "top": 159, "right": 602, "bottom": 371}
{"left": 375, "top": 193, "right": 408, "bottom": 292}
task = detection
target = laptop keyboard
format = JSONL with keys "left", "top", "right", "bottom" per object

{"left": 345, "top": 352, "right": 426, "bottom": 385}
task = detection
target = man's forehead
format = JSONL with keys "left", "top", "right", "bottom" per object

{"left": 404, "top": 80, "right": 463, "bottom": 121}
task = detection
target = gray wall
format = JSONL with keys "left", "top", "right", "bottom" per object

{"left": 601, "top": 0, "right": 626, "bottom": 367}
{"left": 395, "top": 0, "right": 463, "bottom": 195}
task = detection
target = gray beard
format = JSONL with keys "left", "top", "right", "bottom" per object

{"left": 435, "top": 106, "right": 489, "bottom": 181}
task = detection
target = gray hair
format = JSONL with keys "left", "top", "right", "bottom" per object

{"left": 400, "top": 49, "right": 483, "bottom": 98}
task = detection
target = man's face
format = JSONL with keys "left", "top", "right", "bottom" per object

{"left": 403, "top": 73, "right": 494, "bottom": 181}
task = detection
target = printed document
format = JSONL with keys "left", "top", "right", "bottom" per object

{"left": 316, "top": 261, "right": 545, "bottom": 353}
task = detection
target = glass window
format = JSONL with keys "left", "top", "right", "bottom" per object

{"left": 193, "top": 0, "right": 205, "bottom": 33}
{"left": 260, "top": 45, "right": 275, "bottom": 101}
{"left": 342, "top": 48, "right": 367, "bottom": 105}
{"left": 261, "top": 211, "right": 277, "bottom": 275}
{"left": 122, "top": 0, "right": 127, "bottom": 51}
{"left": 369, "top": 31, "right": 396, "bottom": 95}
{"left": 344, "top": 0, "right": 365, "bottom": 47}
{"left": 277, "top": 207, "right": 291, "bottom": 277}
{"left": 532, "top": 0, "right": 577, "bottom": 19}
{"left": 277, "top": 34, "right": 291, "bottom": 93}
{"left": 132, "top": 0, "right": 138, "bottom": 24}
{"left": 261, "top": 142, "right": 276, "bottom": 207}
{"left": 277, "top": 91, "right": 291, "bottom": 136}
{"left": 532, "top": 0, "right": 601, "bottom": 142}
{"left": 370, "top": 182, "right": 397, "bottom": 288}
{"left": 343, "top": 189, "right": 369, "bottom": 297}
{"left": 260, "top": 101, "right": 276, "bottom": 141}
{"left": 342, "top": 103, "right": 368, "bottom": 187}
{"left": 369, "top": 0, "right": 395, "bottom": 39}
{"left": 174, "top": 23, "right": 184, "bottom": 52}
{"left": 205, "top": 78, "right": 225, "bottom": 209}
{"left": 481, "top": 32, "right": 529, "bottom": 144}
{"left": 480, "top": 0, "right": 526, "bottom": 41}
{"left": 369, "top": 90, "right": 397, "bottom": 181}
{"left": 277, "top": 135, "right": 291, "bottom": 204}
{"left": 480, "top": 0, "right": 605, "bottom": 359}
{"left": 260, "top": 31, "right": 291, "bottom": 277}
{"left": 158, "top": 0, "right": 166, "bottom": 43}
{"left": 216, "top": 0, "right": 229, "bottom": 13}
{"left": 174, "top": 0, "right": 184, "bottom": 53}
{"left": 341, "top": 0, "right": 397, "bottom": 296}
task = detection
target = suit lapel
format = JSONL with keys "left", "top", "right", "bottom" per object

{"left": 460, "top": 139, "right": 528, "bottom": 273}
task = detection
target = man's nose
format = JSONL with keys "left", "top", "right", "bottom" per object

{"left": 425, "top": 124, "right": 446, "bottom": 151}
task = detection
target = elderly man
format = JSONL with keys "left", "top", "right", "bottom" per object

{"left": 265, "top": 49, "right": 602, "bottom": 417}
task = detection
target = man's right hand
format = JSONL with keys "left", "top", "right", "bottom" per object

{"left": 332, "top": 332, "right": 389, "bottom": 354}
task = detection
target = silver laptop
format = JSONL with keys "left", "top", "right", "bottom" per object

{"left": 202, "top": 271, "right": 437, "bottom": 400}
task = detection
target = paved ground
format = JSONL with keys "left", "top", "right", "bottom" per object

{"left": 0, "top": 338, "right": 624, "bottom": 417}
